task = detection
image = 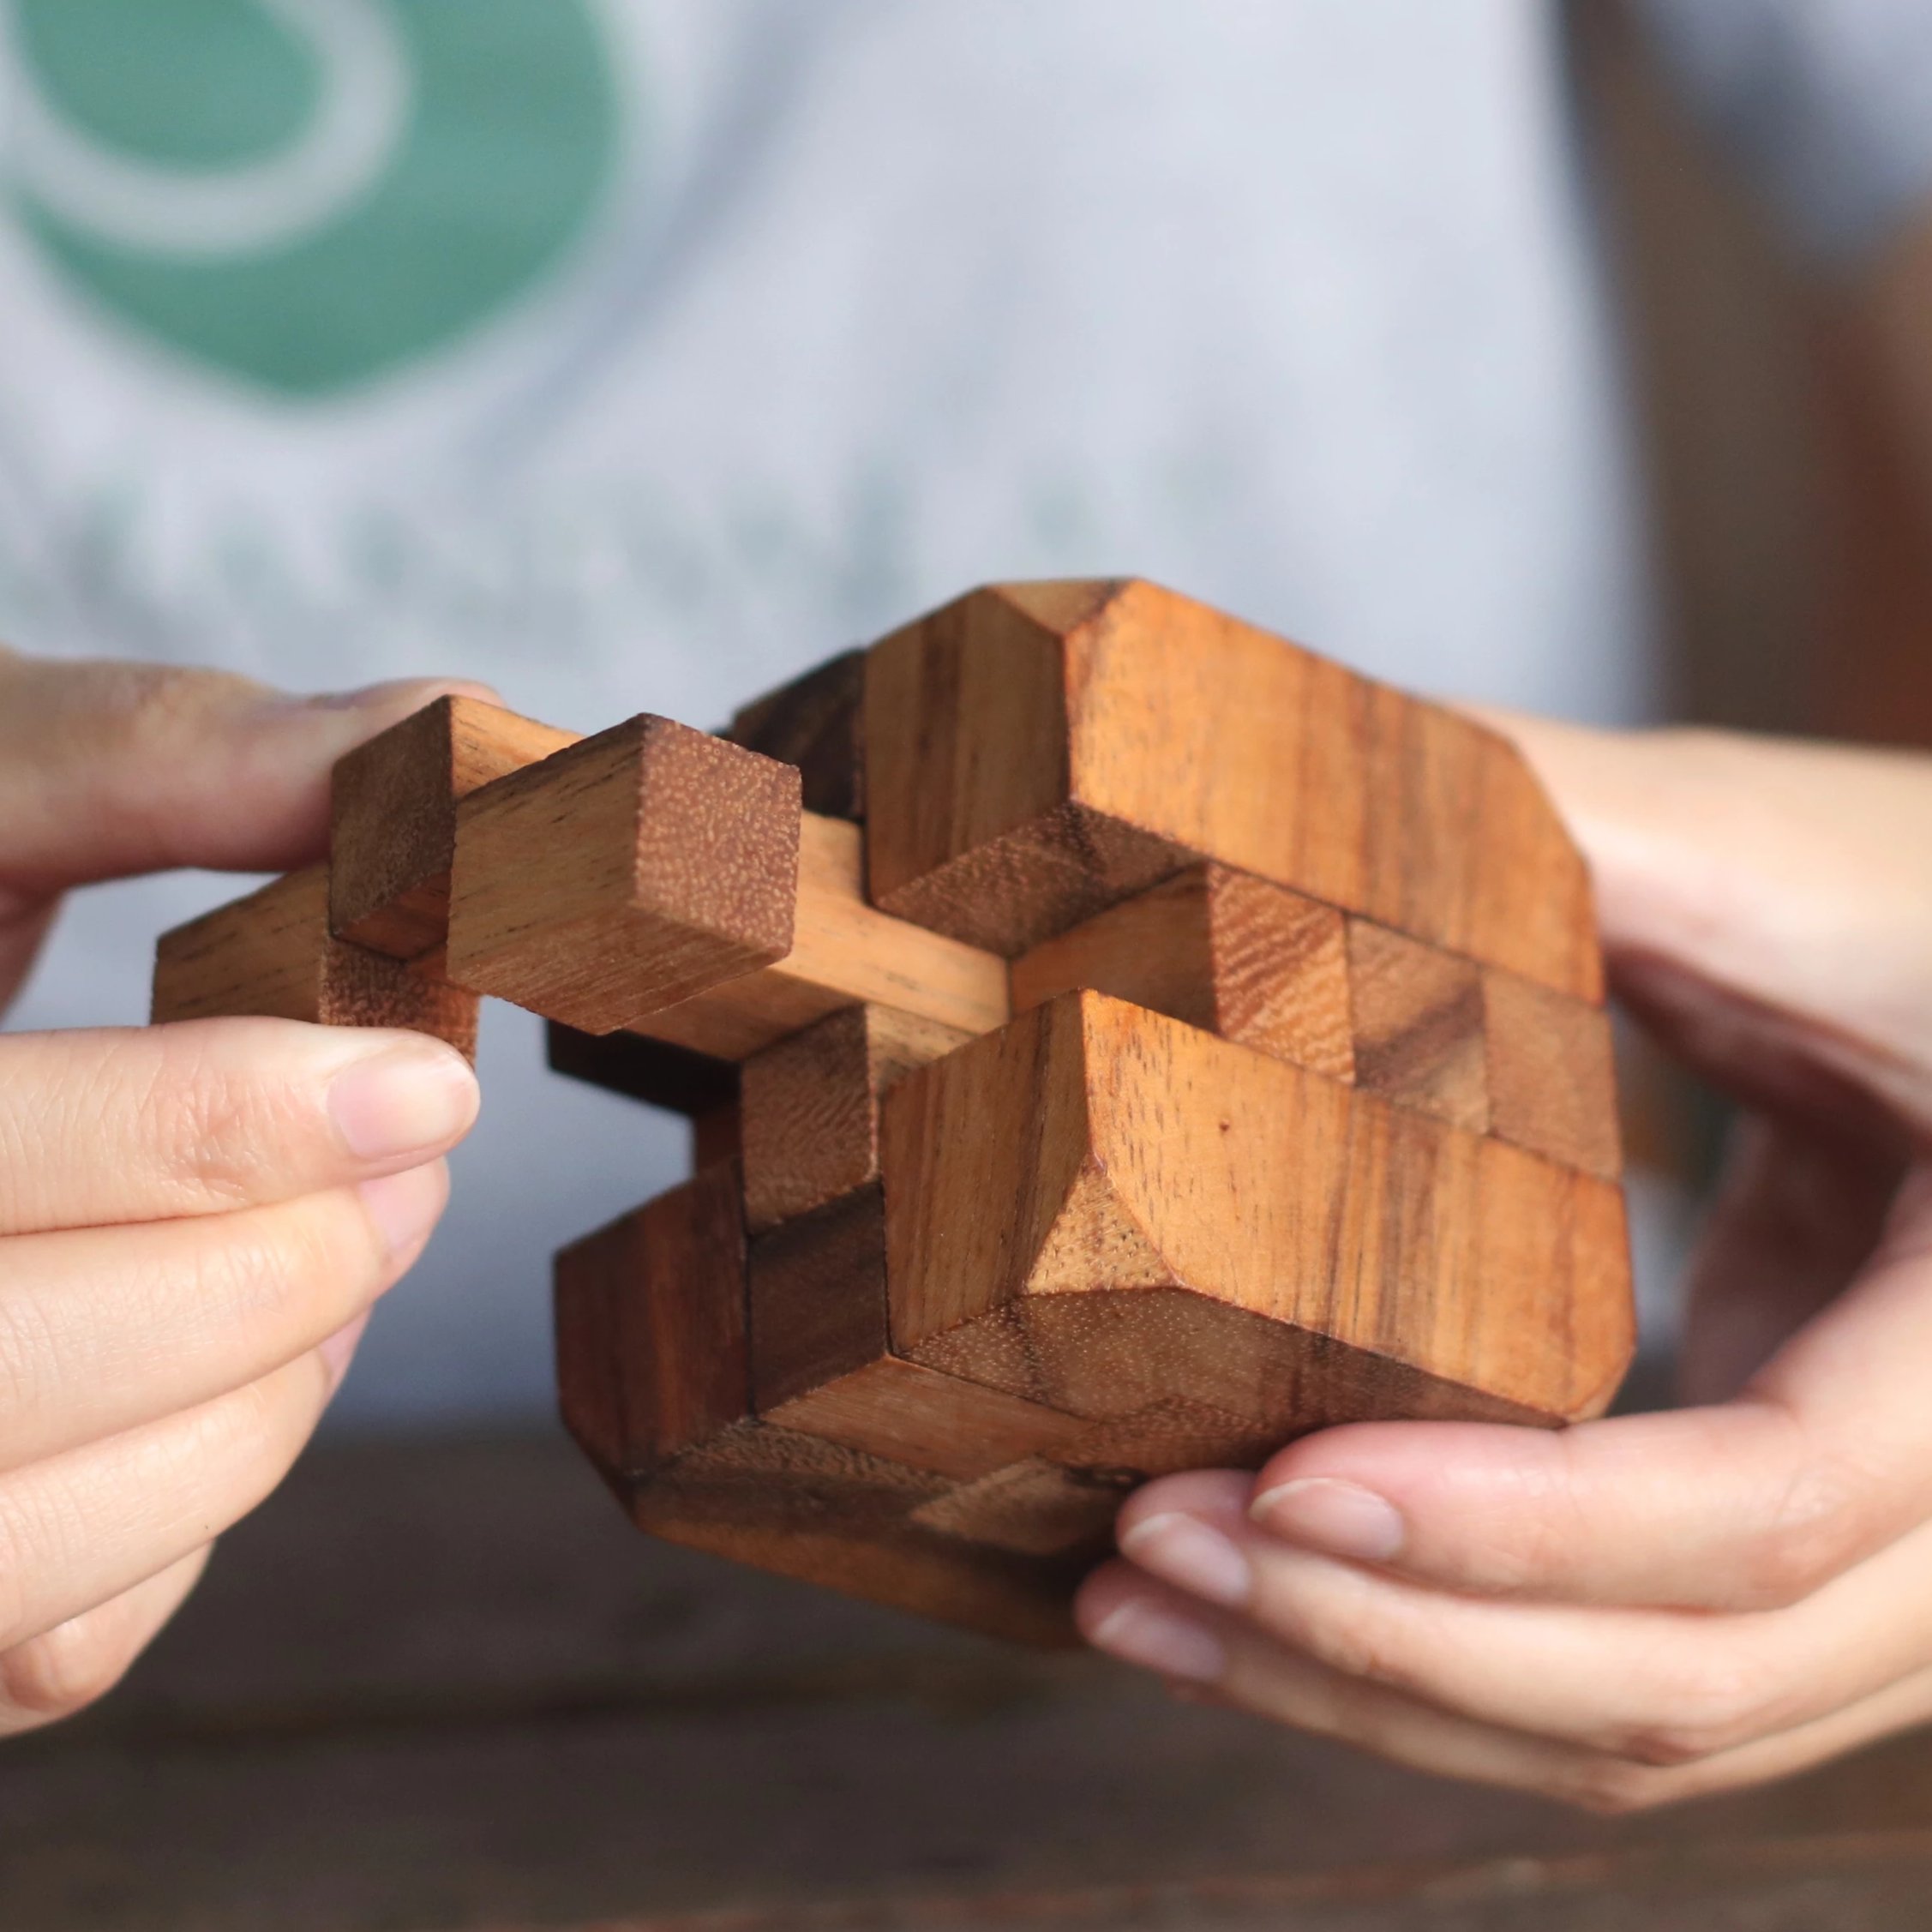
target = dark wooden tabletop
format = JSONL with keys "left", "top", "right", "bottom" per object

{"left": 9, "top": 1430, "right": 1932, "bottom": 1931}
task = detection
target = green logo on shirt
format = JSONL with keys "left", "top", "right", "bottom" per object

{"left": 6, "top": 0, "right": 620, "bottom": 397}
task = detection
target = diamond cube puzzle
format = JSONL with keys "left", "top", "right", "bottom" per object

{"left": 152, "top": 580, "right": 1634, "bottom": 1647}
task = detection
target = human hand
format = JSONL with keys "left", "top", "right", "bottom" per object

{"left": 0, "top": 650, "right": 491, "bottom": 1735}
{"left": 1077, "top": 721, "right": 1932, "bottom": 1811}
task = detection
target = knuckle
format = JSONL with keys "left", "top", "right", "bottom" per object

{"left": 1737, "top": 1447, "right": 1874, "bottom": 1610}
{"left": 1613, "top": 1654, "right": 1787, "bottom": 1767}
{"left": 1560, "top": 1760, "right": 1677, "bottom": 1816}
{"left": 0, "top": 1609, "right": 140, "bottom": 1720}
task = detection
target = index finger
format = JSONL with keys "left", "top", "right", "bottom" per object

{"left": 0, "top": 1020, "right": 478, "bottom": 1236}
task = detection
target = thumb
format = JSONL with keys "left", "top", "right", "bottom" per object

{"left": 0, "top": 653, "right": 499, "bottom": 895}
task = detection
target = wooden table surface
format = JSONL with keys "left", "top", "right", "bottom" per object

{"left": 9, "top": 1430, "right": 1932, "bottom": 1931}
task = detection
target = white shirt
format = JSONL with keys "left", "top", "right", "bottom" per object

{"left": 4, "top": 0, "right": 1864, "bottom": 1425}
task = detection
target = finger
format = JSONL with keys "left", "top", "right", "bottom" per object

{"left": 0, "top": 652, "right": 498, "bottom": 894}
{"left": 1233, "top": 1166, "right": 1932, "bottom": 1611}
{"left": 1481, "top": 714, "right": 1932, "bottom": 1133}
{"left": 1120, "top": 1476, "right": 1932, "bottom": 1764}
{"left": 1677, "top": 1114, "right": 1903, "bottom": 1406}
{"left": 0, "top": 1162, "right": 447, "bottom": 1471}
{"left": 1078, "top": 1560, "right": 1932, "bottom": 1814}
{"left": 0, "top": 1343, "right": 341, "bottom": 1653}
{"left": 0, "top": 1019, "right": 477, "bottom": 1236}
{"left": 0, "top": 1545, "right": 210, "bottom": 1738}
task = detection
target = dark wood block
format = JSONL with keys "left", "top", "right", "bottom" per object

{"left": 447, "top": 716, "right": 801, "bottom": 1034}
{"left": 329, "top": 695, "right": 579, "bottom": 961}
{"left": 153, "top": 867, "right": 477, "bottom": 1060}
{"left": 726, "top": 647, "right": 866, "bottom": 821}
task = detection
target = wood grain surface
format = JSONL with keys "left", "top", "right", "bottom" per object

{"left": 741, "top": 1003, "right": 971, "bottom": 1231}
{"left": 1483, "top": 968, "right": 1623, "bottom": 1179}
{"left": 1347, "top": 917, "right": 1491, "bottom": 1131}
{"left": 625, "top": 813, "right": 1009, "bottom": 1060}
{"left": 329, "top": 695, "right": 581, "bottom": 960}
{"left": 862, "top": 579, "right": 1598, "bottom": 999}
{"left": 553, "top": 1161, "right": 751, "bottom": 1489}
{"left": 883, "top": 991, "right": 1632, "bottom": 1431}
{"left": 447, "top": 716, "right": 801, "bottom": 1034}
{"left": 152, "top": 866, "right": 478, "bottom": 1058}
{"left": 1011, "top": 863, "right": 1354, "bottom": 1078}
{"left": 751, "top": 1185, "right": 1093, "bottom": 1481}
{"left": 727, "top": 647, "right": 867, "bottom": 822}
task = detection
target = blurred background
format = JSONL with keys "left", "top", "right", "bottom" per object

{"left": 3, "top": 3, "right": 1932, "bottom": 1923}
{"left": 20, "top": 0, "right": 1929, "bottom": 1431}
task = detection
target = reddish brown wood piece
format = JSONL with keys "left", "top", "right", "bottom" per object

{"left": 329, "top": 695, "right": 580, "bottom": 961}
{"left": 153, "top": 867, "right": 478, "bottom": 1059}
{"left": 1011, "top": 863, "right": 1353, "bottom": 1079}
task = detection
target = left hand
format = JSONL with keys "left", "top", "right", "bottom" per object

{"left": 1076, "top": 717, "right": 1932, "bottom": 1812}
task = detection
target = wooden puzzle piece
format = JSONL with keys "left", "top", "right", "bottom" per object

{"left": 613, "top": 813, "right": 1007, "bottom": 1060}
{"left": 739, "top": 1003, "right": 971, "bottom": 1232}
{"left": 149, "top": 578, "right": 1634, "bottom": 1646}
{"left": 153, "top": 867, "right": 478, "bottom": 1059}
{"left": 884, "top": 990, "right": 1630, "bottom": 1432}
{"left": 330, "top": 695, "right": 579, "bottom": 961}
{"left": 1010, "top": 863, "right": 1353, "bottom": 1080}
{"left": 725, "top": 648, "right": 866, "bottom": 822}
{"left": 555, "top": 1163, "right": 1084, "bottom": 1646}
{"left": 1345, "top": 916, "right": 1490, "bottom": 1131}
{"left": 545, "top": 1020, "right": 743, "bottom": 1174}
{"left": 863, "top": 579, "right": 1600, "bottom": 1000}
{"left": 447, "top": 716, "right": 802, "bottom": 1034}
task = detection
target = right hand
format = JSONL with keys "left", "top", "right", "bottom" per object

{"left": 0, "top": 650, "right": 490, "bottom": 1737}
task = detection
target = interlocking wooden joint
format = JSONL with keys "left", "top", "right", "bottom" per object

{"left": 151, "top": 579, "right": 1634, "bottom": 1646}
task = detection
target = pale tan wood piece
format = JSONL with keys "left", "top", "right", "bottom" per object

{"left": 740, "top": 1002, "right": 970, "bottom": 1233}
{"left": 1484, "top": 967, "right": 1623, "bottom": 1179}
{"left": 1347, "top": 917, "right": 1490, "bottom": 1132}
{"left": 863, "top": 578, "right": 1599, "bottom": 999}
{"left": 329, "top": 697, "right": 581, "bottom": 961}
{"left": 623, "top": 813, "right": 1010, "bottom": 1060}
{"left": 1011, "top": 864, "right": 1353, "bottom": 1079}
{"left": 446, "top": 715, "right": 801, "bottom": 1035}
{"left": 882, "top": 991, "right": 1633, "bottom": 1435}
{"left": 152, "top": 867, "right": 478, "bottom": 1059}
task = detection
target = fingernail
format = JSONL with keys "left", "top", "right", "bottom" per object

{"left": 319, "top": 1311, "right": 370, "bottom": 1395}
{"left": 330, "top": 1044, "right": 478, "bottom": 1161}
{"left": 1090, "top": 1599, "right": 1227, "bottom": 1683}
{"left": 1251, "top": 1477, "right": 1405, "bottom": 1562}
{"left": 1119, "top": 1513, "right": 1251, "bottom": 1609}
{"left": 358, "top": 1163, "right": 447, "bottom": 1259}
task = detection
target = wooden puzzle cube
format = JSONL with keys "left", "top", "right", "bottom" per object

{"left": 152, "top": 580, "right": 1634, "bottom": 1647}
